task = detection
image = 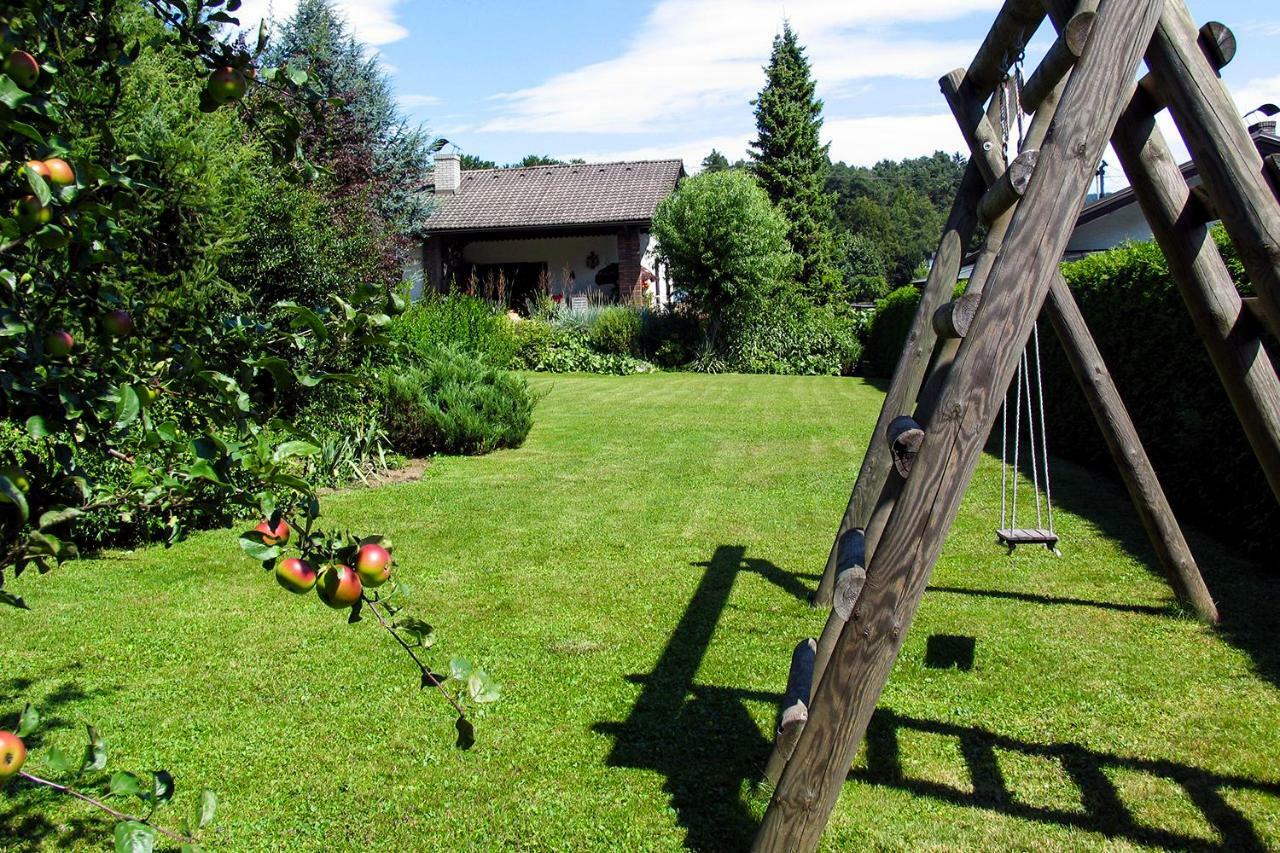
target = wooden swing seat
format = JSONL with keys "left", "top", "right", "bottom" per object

{"left": 996, "top": 527, "right": 1059, "bottom": 547}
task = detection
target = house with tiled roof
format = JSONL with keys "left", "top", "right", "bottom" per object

{"left": 410, "top": 154, "right": 685, "bottom": 308}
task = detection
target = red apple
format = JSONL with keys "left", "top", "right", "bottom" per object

{"left": 355, "top": 543, "right": 391, "bottom": 587}
{"left": 43, "top": 158, "right": 74, "bottom": 187}
{"left": 14, "top": 195, "right": 51, "bottom": 231}
{"left": 45, "top": 330, "right": 74, "bottom": 357}
{"left": 276, "top": 557, "right": 317, "bottom": 594}
{"left": 255, "top": 517, "right": 290, "bottom": 546}
{"left": 206, "top": 67, "right": 247, "bottom": 104}
{"left": 24, "top": 160, "right": 50, "bottom": 180}
{"left": 0, "top": 731, "right": 25, "bottom": 780}
{"left": 4, "top": 51, "right": 39, "bottom": 89}
{"left": 101, "top": 309, "right": 133, "bottom": 337}
{"left": 317, "top": 564, "right": 362, "bottom": 608}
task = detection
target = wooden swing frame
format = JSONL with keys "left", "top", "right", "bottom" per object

{"left": 754, "top": 1, "right": 1280, "bottom": 848}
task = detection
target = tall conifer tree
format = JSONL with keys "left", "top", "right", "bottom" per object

{"left": 749, "top": 23, "right": 841, "bottom": 300}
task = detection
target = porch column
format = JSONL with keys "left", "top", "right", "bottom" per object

{"left": 423, "top": 236, "right": 443, "bottom": 294}
{"left": 617, "top": 226, "right": 642, "bottom": 303}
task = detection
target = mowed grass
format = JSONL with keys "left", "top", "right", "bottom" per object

{"left": 2, "top": 372, "right": 1278, "bottom": 851}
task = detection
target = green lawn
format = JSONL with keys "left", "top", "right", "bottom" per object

{"left": 2, "top": 373, "right": 1278, "bottom": 851}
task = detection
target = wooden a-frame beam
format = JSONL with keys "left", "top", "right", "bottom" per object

{"left": 755, "top": 2, "right": 1165, "bottom": 849}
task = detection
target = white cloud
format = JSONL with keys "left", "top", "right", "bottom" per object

{"left": 480, "top": 0, "right": 999, "bottom": 135}
{"left": 398, "top": 93, "right": 442, "bottom": 108}
{"left": 1229, "top": 74, "right": 1280, "bottom": 120}
{"left": 234, "top": 0, "right": 409, "bottom": 48}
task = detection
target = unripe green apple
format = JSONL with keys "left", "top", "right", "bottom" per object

{"left": 0, "top": 731, "right": 26, "bottom": 780}
{"left": 206, "top": 67, "right": 248, "bottom": 104}
{"left": 276, "top": 557, "right": 317, "bottom": 594}
{"left": 255, "top": 517, "right": 290, "bottom": 546}
{"left": 3, "top": 51, "right": 39, "bottom": 89}
{"left": 355, "top": 543, "right": 391, "bottom": 587}
{"left": 43, "top": 158, "right": 74, "bottom": 187}
{"left": 45, "top": 330, "right": 74, "bottom": 357}
{"left": 101, "top": 309, "right": 134, "bottom": 337}
{"left": 317, "top": 564, "right": 362, "bottom": 608}
{"left": 14, "top": 195, "right": 51, "bottom": 231}
{"left": 0, "top": 466, "right": 30, "bottom": 494}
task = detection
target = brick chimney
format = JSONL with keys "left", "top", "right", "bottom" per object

{"left": 434, "top": 153, "right": 460, "bottom": 195}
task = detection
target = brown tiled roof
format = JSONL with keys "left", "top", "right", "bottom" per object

{"left": 421, "top": 159, "right": 684, "bottom": 233}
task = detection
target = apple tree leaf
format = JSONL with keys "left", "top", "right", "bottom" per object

{"left": 449, "top": 656, "right": 472, "bottom": 682}
{"left": 17, "top": 703, "right": 39, "bottom": 737}
{"left": 114, "top": 820, "right": 156, "bottom": 853}
{"left": 152, "top": 769, "right": 175, "bottom": 803}
{"left": 110, "top": 770, "right": 145, "bottom": 799}
{"left": 83, "top": 724, "right": 107, "bottom": 771}
{"left": 196, "top": 788, "right": 217, "bottom": 829}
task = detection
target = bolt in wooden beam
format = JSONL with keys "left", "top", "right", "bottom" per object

{"left": 942, "top": 69, "right": 1007, "bottom": 185}
{"left": 1022, "top": 11, "right": 1095, "bottom": 113}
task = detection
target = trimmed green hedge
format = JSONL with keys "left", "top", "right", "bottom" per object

{"left": 864, "top": 285, "right": 921, "bottom": 377}
{"left": 1041, "top": 231, "right": 1275, "bottom": 559}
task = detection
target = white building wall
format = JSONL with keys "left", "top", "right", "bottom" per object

{"left": 1066, "top": 204, "right": 1154, "bottom": 255}
{"left": 462, "top": 234, "right": 619, "bottom": 298}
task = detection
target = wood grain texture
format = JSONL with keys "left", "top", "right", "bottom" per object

{"left": 1044, "top": 274, "right": 1218, "bottom": 622}
{"left": 980, "top": 149, "right": 1040, "bottom": 223}
{"left": 762, "top": 638, "right": 817, "bottom": 788}
{"left": 933, "top": 293, "right": 984, "bottom": 340}
{"left": 1145, "top": 4, "right": 1280, "bottom": 344}
{"left": 1022, "top": 11, "right": 1095, "bottom": 112}
{"left": 1045, "top": 0, "right": 1280, "bottom": 510}
{"left": 886, "top": 416, "right": 925, "bottom": 478}
{"left": 1134, "top": 22, "right": 1236, "bottom": 117}
{"left": 811, "top": 99, "right": 998, "bottom": 607}
{"left": 754, "top": 3, "right": 1164, "bottom": 849}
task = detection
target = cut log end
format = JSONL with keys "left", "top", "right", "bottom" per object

{"left": 979, "top": 150, "right": 1040, "bottom": 224}
{"left": 833, "top": 565, "right": 868, "bottom": 622}
{"left": 886, "top": 415, "right": 925, "bottom": 478}
{"left": 1198, "top": 21, "right": 1236, "bottom": 71}
{"left": 933, "top": 292, "right": 983, "bottom": 339}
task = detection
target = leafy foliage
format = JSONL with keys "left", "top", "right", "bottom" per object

{"left": 718, "top": 297, "right": 862, "bottom": 376}
{"left": 510, "top": 320, "right": 654, "bottom": 375}
{"left": 381, "top": 349, "right": 536, "bottom": 456}
{"left": 749, "top": 23, "right": 842, "bottom": 300}
{"left": 589, "top": 306, "right": 642, "bottom": 356}
{"left": 651, "top": 169, "right": 797, "bottom": 349}
{"left": 864, "top": 285, "right": 922, "bottom": 377}
{"left": 388, "top": 293, "right": 518, "bottom": 368}
{"left": 3, "top": 702, "right": 215, "bottom": 850}
{"left": 1043, "top": 232, "right": 1276, "bottom": 559}
{"left": 827, "top": 152, "right": 966, "bottom": 285}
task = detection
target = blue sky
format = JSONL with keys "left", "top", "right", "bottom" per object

{"left": 236, "top": 1, "right": 1280, "bottom": 179}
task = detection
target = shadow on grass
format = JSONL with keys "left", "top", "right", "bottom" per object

{"left": 927, "top": 584, "right": 1172, "bottom": 617}
{"left": 854, "top": 709, "right": 1280, "bottom": 852}
{"left": 0, "top": 670, "right": 122, "bottom": 852}
{"left": 595, "top": 545, "right": 813, "bottom": 850}
{"left": 1029, "top": 453, "right": 1280, "bottom": 691}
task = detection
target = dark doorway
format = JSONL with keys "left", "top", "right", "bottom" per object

{"left": 465, "top": 261, "right": 546, "bottom": 310}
